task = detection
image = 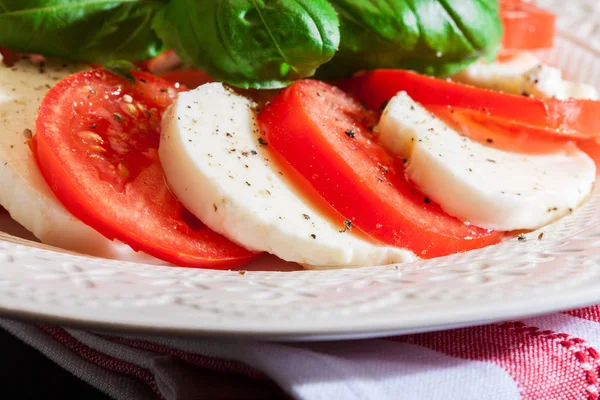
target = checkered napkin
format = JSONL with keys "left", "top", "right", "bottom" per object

{"left": 4, "top": 305, "right": 600, "bottom": 399}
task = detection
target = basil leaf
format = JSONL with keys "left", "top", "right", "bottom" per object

{"left": 0, "top": 1, "right": 164, "bottom": 63}
{"left": 153, "top": 0, "right": 340, "bottom": 89}
{"left": 103, "top": 60, "right": 138, "bottom": 83}
{"left": 317, "top": 0, "right": 502, "bottom": 79}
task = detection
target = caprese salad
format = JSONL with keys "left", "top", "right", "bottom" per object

{"left": 0, "top": 0, "right": 598, "bottom": 270}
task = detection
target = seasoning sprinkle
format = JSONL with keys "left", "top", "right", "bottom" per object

{"left": 424, "top": 197, "right": 431, "bottom": 204}
{"left": 311, "top": 234, "right": 316, "bottom": 239}
{"left": 339, "top": 219, "right": 353, "bottom": 233}
{"left": 303, "top": 214, "right": 310, "bottom": 220}
{"left": 538, "top": 232, "right": 544, "bottom": 240}
{"left": 258, "top": 137, "right": 268, "bottom": 146}
{"left": 345, "top": 129, "right": 356, "bottom": 139}
{"left": 517, "top": 233, "right": 526, "bottom": 241}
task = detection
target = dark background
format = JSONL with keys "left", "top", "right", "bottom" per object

{"left": 0, "top": 328, "right": 109, "bottom": 399}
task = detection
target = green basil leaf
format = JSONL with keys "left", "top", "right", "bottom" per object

{"left": 317, "top": 0, "right": 502, "bottom": 79}
{"left": 152, "top": 0, "right": 340, "bottom": 89}
{"left": 0, "top": 1, "right": 165, "bottom": 63}
{"left": 103, "top": 60, "right": 138, "bottom": 83}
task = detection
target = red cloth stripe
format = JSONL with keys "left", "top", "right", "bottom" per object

{"left": 39, "top": 326, "right": 165, "bottom": 400}
{"left": 103, "top": 335, "right": 266, "bottom": 379}
{"left": 391, "top": 321, "right": 600, "bottom": 400}
{"left": 565, "top": 306, "right": 600, "bottom": 323}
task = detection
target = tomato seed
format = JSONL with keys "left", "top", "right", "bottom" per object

{"left": 117, "top": 163, "right": 130, "bottom": 179}
{"left": 77, "top": 131, "right": 104, "bottom": 144}
{"left": 121, "top": 102, "right": 139, "bottom": 118}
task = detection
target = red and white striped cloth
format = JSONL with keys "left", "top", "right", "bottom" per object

{"left": 5, "top": 306, "right": 600, "bottom": 399}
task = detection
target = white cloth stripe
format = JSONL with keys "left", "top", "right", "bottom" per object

{"left": 106, "top": 333, "right": 521, "bottom": 400}
{"left": 0, "top": 319, "right": 155, "bottom": 400}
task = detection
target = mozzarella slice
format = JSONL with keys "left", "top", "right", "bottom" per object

{"left": 0, "top": 59, "right": 163, "bottom": 264}
{"left": 159, "top": 83, "right": 415, "bottom": 268}
{"left": 377, "top": 92, "right": 596, "bottom": 231}
{"left": 452, "top": 52, "right": 598, "bottom": 100}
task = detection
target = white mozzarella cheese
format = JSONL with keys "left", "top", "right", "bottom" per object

{"left": 159, "top": 83, "right": 415, "bottom": 268}
{"left": 377, "top": 92, "right": 596, "bottom": 231}
{"left": 452, "top": 52, "right": 598, "bottom": 100}
{"left": 0, "top": 59, "right": 163, "bottom": 264}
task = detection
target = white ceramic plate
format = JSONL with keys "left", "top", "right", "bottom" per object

{"left": 0, "top": 1, "right": 599, "bottom": 341}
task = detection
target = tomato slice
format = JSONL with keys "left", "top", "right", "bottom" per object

{"left": 160, "top": 70, "right": 214, "bottom": 89}
{"left": 132, "top": 49, "right": 215, "bottom": 90}
{"left": 576, "top": 139, "right": 600, "bottom": 171}
{"left": 0, "top": 48, "right": 18, "bottom": 66}
{"left": 500, "top": 0, "right": 556, "bottom": 50}
{"left": 258, "top": 80, "right": 502, "bottom": 258}
{"left": 430, "top": 106, "right": 575, "bottom": 155}
{"left": 34, "top": 69, "right": 257, "bottom": 268}
{"left": 338, "top": 69, "right": 600, "bottom": 140}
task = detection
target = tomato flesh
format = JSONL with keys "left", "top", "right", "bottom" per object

{"left": 259, "top": 80, "right": 502, "bottom": 258}
{"left": 500, "top": 0, "right": 556, "bottom": 50}
{"left": 575, "top": 139, "right": 600, "bottom": 172}
{"left": 0, "top": 48, "right": 18, "bottom": 66}
{"left": 35, "top": 69, "right": 257, "bottom": 268}
{"left": 160, "top": 70, "right": 214, "bottom": 89}
{"left": 338, "top": 69, "right": 600, "bottom": 141}
{"left": 430, "top": 106, "right": 575, "bottom": 155}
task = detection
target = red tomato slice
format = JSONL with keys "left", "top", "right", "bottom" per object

{"left": 500, "top": 0, "right": 556, "bottom": 50}
{"left": 34, "top": 69, "right": 257, "bottom": 268}
{"left": 576, "top": 139, "right": 600, "bottom": 171}
{"left": 430, "top": 106, "right": 575, "bottom": 155}
{"left": 139, "top": 49, "right": 182, "bottom": 75}
{"left": 160, "top": 70, "right": 214, "bottom": 89}
{"left": 338, "top": 69, "right": 600, "bottom": 140}
{"left": 258, "top": 80, "right": 503, "bottom": 259}
{"left": 134, "top": 50, "right": 214, "bottom": 90}
{"left": 0, "top": 48, "right": 18, "bottom": 66}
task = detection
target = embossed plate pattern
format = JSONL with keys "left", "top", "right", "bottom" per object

{"left": 0, "top": 1, "right": 599, "bottom": 340}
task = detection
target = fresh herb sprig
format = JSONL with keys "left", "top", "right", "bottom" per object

{"left": 152, "top": 0, "right": 340, "bottom": 89}
{"left": 320, "top": 0, "right": 503, "bottom": 79}
{"left": 0, "top": 1, "right": 164, "bottom": 63}
{"left": 0, "top": 0, "right": 502, "bottom": 89}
